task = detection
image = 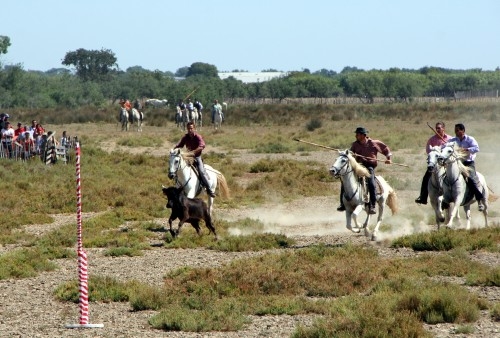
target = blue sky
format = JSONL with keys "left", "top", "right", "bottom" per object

{"left": 2, "top": 0, "right": 500, "bottom": 73}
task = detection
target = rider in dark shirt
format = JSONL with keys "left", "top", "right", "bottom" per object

{"left": 174, "top": 121, "right": 215, "bottom": 197}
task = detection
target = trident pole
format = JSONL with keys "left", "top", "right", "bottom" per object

{"left": 293, "top": 138, "right": 410, "bottom": 168}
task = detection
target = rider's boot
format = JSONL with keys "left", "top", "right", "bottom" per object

{"left": 415, "top": 196, "right": 427, "bottom": 205}
{"left": 337, "top": 204, "right": 346, "bottom": 212}
{"left": 200, "top": 173, "right": 216, "bottom": 197}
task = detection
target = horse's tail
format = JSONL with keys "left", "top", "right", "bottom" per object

{"left": 488, "top": 192, "right": 498, "bottom": 203}
{"left": 214, "top": 170, "right": 230, "bottom": 199}
{"left": 386, "top": 188, "right": 398, "bottom": 215}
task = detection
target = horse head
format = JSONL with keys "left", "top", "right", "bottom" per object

{"left": 329, "top": 149, "right": 350, "bottom": 177}
{"left": 437, "top": 142, "right": 457, "bottom": 166}
{"left": 427, "top": 146, "right": 442, "bottom": 171}
{"left": 168, "top": 148, "right": 182, "bottom": 179}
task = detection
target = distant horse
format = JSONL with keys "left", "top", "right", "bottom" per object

{"left": 129, "top": 108, "right": 143, "bottom": 132}
{"left": 119, "top": 107, "right": 129, "bottom": 131}
{"left": 426, "top": 146, "right": 452, "bottom": 229}
{"left": 167, "top": 148, "right": 230, "bottom": 216}
{"left": 329, "top": 150, "right": 398, "bottom": 240}
{"left": 145, "top": 98, "right": 168, "bottom": 108}
{"left": 213, "top": 106, "right": 223, "bottom": 130}
{"left": 187, "top": 107, "right": 198, "bottom": 127}
{"left": 438, "top": 142, "right": 490, "bottom": 229}
{"left": 175, "top": 106, "right": 183, "bottom": 128}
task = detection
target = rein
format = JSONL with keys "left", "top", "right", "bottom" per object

{"left": 171, "top": 154, "right": 193, "bottom": 189}
{"left": 336, "top": 156, "right": 361, "bottom": 202}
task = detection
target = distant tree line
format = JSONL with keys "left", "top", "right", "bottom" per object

{"left": 1, "top": 45, "right": 500, "bottom": 109}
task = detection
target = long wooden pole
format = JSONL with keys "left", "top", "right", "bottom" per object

{"left": 293, "top": 138, "right": 410, "bottom": 168}
{"left": 292, "top": 138, "right": 341, "bottom": 151}
{"left": 183, "top": 87, "right": 199, "bottom": 101}
{"left": 426, "top": 122, "right": 448, "bottom": 143}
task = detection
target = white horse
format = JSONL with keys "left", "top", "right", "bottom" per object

{"left": 213, "top": 106, "right": 223, "bottom": 130}
{"left": 426, "top": 146, "right": 451, "bottom": 229}
{"left": 329, "top": 150, "right": 398, "bottom": 240}
{"left": 119, "top": 107, "right": 129, "bottom": 131}
{"left": 438, "top": 142, "right": 489, "bottom": 229}
{"left": 167, "top": 148, "right": 230, "bottom": 215}
{"left": 175, "top": 106, "right": 183, "bottom": 128}
{"left": 129, "top": 108, "right": 143, "bottom": 132}
{"left": 187, "top": 108, "right": 199, "bottom": 128}
{"left": 145, "top": 98, "right": 168, "bottom": 108}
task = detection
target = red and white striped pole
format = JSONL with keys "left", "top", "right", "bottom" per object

{"left": 66, "top": 142, "right": 103, "bottom": 329}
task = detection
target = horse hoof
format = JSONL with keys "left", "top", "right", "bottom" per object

{"left": 350, "top": 227, "right": 361, "bottom": 233}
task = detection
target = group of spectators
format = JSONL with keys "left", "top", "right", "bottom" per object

{"left": 0, "top": 113, "right": 75, "bottom": 162}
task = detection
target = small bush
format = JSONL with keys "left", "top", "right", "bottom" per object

{"left": 306, "top": 118, "right": 322, "bottom": 131}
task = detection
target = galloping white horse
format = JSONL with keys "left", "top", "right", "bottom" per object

{"left": 438, "top": 142, "right": 489, "bottom": 229}
{"left": 167, "top": 148, "right": 230, "bottom": 215}
{"left": 130, "top": 108, "right": 143, "bottom": 132}
{"left": 213, "top": 106, "right": 223, "bottom": 130}
{"left": 426, "top": 146, "right": 448, "bottom": 229}
{"left": 119, "top": 107, "right": 129, "bottom": 131}
{"left": 329, "top": 150, "right": 398, "bottom": 240}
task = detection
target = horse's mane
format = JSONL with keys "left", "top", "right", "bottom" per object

{"left": 346, "top": 151, "right": 370, "bottom": 177}
{"left": 174, "top": 149, "right": 195, "bottom": 166}
{"left": 446, "top": 142, "right": 471, "bottom": 177}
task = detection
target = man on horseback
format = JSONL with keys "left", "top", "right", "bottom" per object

{"left": 211, "top": 99, "right": 223, "bottom": 124}
{"left": 133, "top": 98, "right": 142, "bottom": 112}
{"left": 186, "top": 99, "right": 194, "bottom": 121}
{"left": 449, "top": 123, "right": 485, "bottom": 211}
{"left": 337, "top": 127, "right": 392, "bottom": 215}
{"left": 415, "top": 121, "right": 452, "bottom": 205}
{"left": 174, "top": 121, "right": 216, "bottom": 197}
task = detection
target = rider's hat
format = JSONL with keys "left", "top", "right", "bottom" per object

{"left": 354, "top": 127, "right": 368, "bottom": 135}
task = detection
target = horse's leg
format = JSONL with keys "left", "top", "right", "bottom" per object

{"left": 445, "top": 201, "right": 460, "bottom": 228}
{"left": 463, "top": 205, "right": 472, "bottom": 230}
{"left": 351, "top": 204, "right": 364, "bottom": 233}
{"left": 207, "top": 196, "right": 214, "bottom": 216}
{"left": 482, "top": 204, "right": 489, "bottom": 228}
{"left": 371, "top": 199, "right": 385, "bottom": 241}
{"left": 345, "top": 210, "right": 360, "bottom": 233}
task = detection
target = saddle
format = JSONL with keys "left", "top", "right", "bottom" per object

{"left": 360, "top": 177, "right": 384, "bottom": 203}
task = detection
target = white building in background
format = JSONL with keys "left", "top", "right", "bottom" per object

{"left": 218, "top": 72, "right": 287, "bottom": 83}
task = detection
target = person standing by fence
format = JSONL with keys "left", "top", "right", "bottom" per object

{"left": 1, "top": 121, "right": 15, "bottom": 158}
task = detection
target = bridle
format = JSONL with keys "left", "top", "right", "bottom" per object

{"left": 331, "top": 153, "right": 354, "bottom": 178}
{"left": 332, "top": 153, "right": 360, "bottom": 202}
{"left": 169, "top": 151, "right": 192, "bottom": 189}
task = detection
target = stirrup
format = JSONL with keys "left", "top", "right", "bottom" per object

{"left": 415, "top": 196, "right": 427, "bottom": 205}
